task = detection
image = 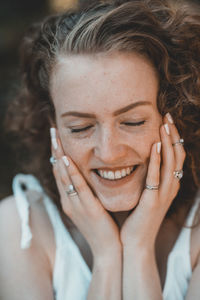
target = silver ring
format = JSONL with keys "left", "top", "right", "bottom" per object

{"left": 50, "top": 156, "right": 57, "bottom": 165}
{"left": 66, "top": 184, "right": 78, "bottom": 197}
{"left": 172, "top": 138, "right": 184, "bottom": 147}
{"left": 145, "top": 184, "right": 159, "bottom": 190}
{"left": 173, "top": 169, "right": 183, "bottom": 180}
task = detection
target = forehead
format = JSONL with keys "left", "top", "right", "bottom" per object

{"left": 50, "top": 52, "right": 159, "bottom": 113}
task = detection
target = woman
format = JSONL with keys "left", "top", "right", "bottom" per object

{"left": 0, "top": 0, "right": 200, "bottom": 299}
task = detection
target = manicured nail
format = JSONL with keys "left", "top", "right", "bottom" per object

{"left": 50, "top": 128, "right": 58, "bottom": 150}
{"left": 62, "top": 156, "right": 69, "bottom": 167}
{"left": 166, "top": 113, "right": 174, "bottom": 124}
{"left": 157, "top": 142, "right": 161, "bottom": 154}
{"left": 164, "top": 123, "right": 170, "bottom": 135}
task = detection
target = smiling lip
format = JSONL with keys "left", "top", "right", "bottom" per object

{"left": 91, "top": 165, "right": 139, "bottom": 187}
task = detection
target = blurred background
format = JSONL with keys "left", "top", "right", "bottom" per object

{"left": 0, "top": 0, "right": 200, "bottom": 200}
{"left": 0, "top": 0, "right": 80, "bottom": 200}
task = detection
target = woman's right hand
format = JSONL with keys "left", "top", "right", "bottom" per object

{"left": 50, "top": 128, "right": 122, "bottom": 262}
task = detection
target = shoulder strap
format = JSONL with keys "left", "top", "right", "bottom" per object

{"left": 12, "top": 174, "right": 43, "bottom": 249}
{"left": 13, "top": 173, "right": 77, "bottom": 251}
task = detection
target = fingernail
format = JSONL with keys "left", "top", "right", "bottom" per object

{"left": 164, "top": 123, "right": 170, "bottom": 135}
{"left": 157, "top": 142, "right": 161, "bottom": 154}
{"left": 62, "top": 156, "right": 69, "bottom": 167}
{"left": 50, "top": 128, "right": 58, "bottom": 150}
{"left": 166, "top": 112, "right": 174, "bottom": 124}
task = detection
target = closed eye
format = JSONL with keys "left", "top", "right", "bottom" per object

{"left": 70, "top": 125, "right": 93, "bottom": 133}
{"left": 123, "top": 121, "right": 145, "bottom": 126}
{"left": 70, "top": 121, "right": 145, "bottom": 133}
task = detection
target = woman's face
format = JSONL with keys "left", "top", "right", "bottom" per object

{"left": 51, "top": 52, "right": 162, "bottom": 212}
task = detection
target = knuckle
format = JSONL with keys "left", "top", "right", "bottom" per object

{"left": 60, "top": 174, "right": 68, "bottom": 185}
{"left": 178, "top": 146, "right": 186, "bottom": 159}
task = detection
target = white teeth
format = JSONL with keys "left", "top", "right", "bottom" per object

{"left": 103, "top": 171, "right": 108, "bottom": 179}
{"left": 99, "top": 170, "right": 104, "bottom": 177}
{"left": 126, "top": 167, "right": 131, "bottom": 175}
{"left": 97, "top": 166, "right": 136, "bottom": 180}
{"left": 115, "top": 170, "right": 121, "bottom": 179}
{"left": 121, "top": 169, "right": 126, "bottom": 177}
{"left": 108, "top": 171, "right": 115, "bottom": 180}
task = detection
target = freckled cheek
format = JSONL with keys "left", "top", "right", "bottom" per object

{"left": 130, "top": 126, "right": 160, "bottom": 161}
{"left": 59, "top": 134, "right": 91, "bottom": 169}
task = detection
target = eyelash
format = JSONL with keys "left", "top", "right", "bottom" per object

{"left": 70, "top": 125, "right": 93, "bottom": 133}
{"left": 70, "top": 121, "right": 145, "bottom": 133}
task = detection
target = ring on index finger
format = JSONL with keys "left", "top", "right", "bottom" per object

{"left": 145, "top": 184, "right": 159, "bottom": 191}
{"left": 66, "top": 184, "right": 78, "bottom": 197}
{"left": 172, "top": 138, "right": 184, "bottom": 147}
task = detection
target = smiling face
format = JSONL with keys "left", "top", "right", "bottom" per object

{"left": 51, "top": 52, "right": 162, "bottom": 212}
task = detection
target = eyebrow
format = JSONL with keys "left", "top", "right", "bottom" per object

{"left": 61, "top": 101, "right": 152, "bottom": 119}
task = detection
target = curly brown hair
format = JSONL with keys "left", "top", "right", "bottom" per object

{"left": 5, "top": 0, "right": 200, "bottom": 217}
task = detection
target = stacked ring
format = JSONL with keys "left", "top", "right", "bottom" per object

{"left": 145, "top": 184, "right": 159, "bottom": 191}
{"left": 172, "top": 138, "right": 184, "bottom": 147}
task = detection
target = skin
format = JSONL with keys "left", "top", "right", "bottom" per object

{"left": 51, "top": 52, "right": 162, "bottom": 214}
{"left": 49, "top": 52, "right": 196, "bottom": 299}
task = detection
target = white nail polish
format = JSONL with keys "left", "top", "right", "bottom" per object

{"left": 166, "top": 113, "right": 174, "bottom": 124}
{"left": 62, "top": 156, "right": 69, "bottom": 167}
{"left": 52, "top": 138, "right": 58, "bottom": 150}
{"left": 157, "top": 142, "right": 161, "bottom": 154}
{"left": 50, "top": 128, "right": 58, "bottom": 150}
{"left": 164, "top": 123, "right": 170, "bottom": 135}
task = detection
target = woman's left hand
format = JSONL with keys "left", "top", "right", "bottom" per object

{"left": 120, "top": 113, "right": 186, "bottom": 251}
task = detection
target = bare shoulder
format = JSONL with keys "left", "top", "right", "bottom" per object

{"left": 0, "top": 194, "right": 55, "bottom": 262}
{"left": 0, "top": 194, "right": 55, "bottom": 299}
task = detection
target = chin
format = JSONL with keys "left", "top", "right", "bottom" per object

{"left": 98, "top": 191, "right": 141, "bottom": 212}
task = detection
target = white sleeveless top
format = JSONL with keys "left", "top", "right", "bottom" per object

{"left": 12, "top": 174, "right": 200, "bottom": 300}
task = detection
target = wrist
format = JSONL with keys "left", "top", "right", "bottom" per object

{"left": 94, "top": 248, "right": 122, "bottom": 270}
{"left": 123, "top": 243, "right": 155, "bottom": 259}
{"left": 92, "top": 239, "right": 122, "bottom": 260}
{"left": 121, "top": 233, "right": 156, "bottom": 254}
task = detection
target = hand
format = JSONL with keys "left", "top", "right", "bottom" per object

{"left": 120, "top": 113, "right": 186, "bottom": 251}
{"left": 50, "top": 128, "right": 121, "bottom": 261}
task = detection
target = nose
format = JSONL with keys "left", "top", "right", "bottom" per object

{"left": 94, "top": 126, "right": 127, "bottom": 164}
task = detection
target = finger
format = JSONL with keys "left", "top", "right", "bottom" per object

{"left": 133, "top": 143, "right": 161, "bottom": 226}
{"left": 50, "top": 127, "right": 65, "bottom": 158}
{"left": 49, "top": 127, "right": 63, "bottom": 183}
{"left": 165, "top": 113, "right": 186, "bottom": 171}
{"left": 50, "top": 127, "right": 70, "bottom": 186}
{"left": 64, "top": 156, "right": 100, "bottom": 209}
{"left": 49, "top": 128, "right": 79, "bottom": 214}
{"left": 159, "top": 123, "right": 175, "bottom": 198}
{"left": 145, "top": 142, "right": 161, "bottom": 188}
